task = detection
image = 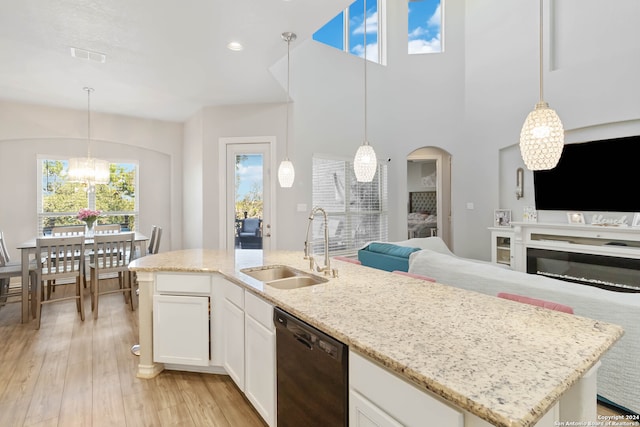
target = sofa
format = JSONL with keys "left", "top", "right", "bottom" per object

{"left": 398, "top": 237, "right": 638, "bottom": 415}
{"left": 357, "top": 242, "right": 421, "bottom": 272}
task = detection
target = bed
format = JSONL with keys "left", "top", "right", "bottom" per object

{"left": 408, "top": 191, "right": 437, "bottom": 238}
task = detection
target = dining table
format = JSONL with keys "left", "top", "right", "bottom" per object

{"left": 16, "top": 232, "right": 149, "bottom": 323}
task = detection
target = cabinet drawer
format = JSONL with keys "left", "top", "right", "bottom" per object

{"left": 245, "top": 291, "right": 274, "bottom": 331}
{"left": 223, "top": 280, "right": 244, "bottom": 308}
{"left": 157, "top": 273, "right": 211, "bottom": 294}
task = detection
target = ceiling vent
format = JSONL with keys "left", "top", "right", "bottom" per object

{"left": 70, "top": 47, "right": 107, "bottom": 63}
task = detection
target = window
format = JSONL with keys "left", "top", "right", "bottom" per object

{"left": 313, "top": 0, "right": 384, "bottom": 65}
{"left": 408, "top": 0, "right": 443, "bottom": 54}
{"left": 39, "top": 158, "right": 138, "bottom": 234}
{"left": 312, "top": 156, "right": 388, "bottom": 256}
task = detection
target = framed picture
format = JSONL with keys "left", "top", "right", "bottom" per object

{"left": 523, "top": 206, "right": 538, "bottom": 223}
{"left": 567, "top": 212, "right": 585, "bottom": 224}
{"left": 633, "top": 213, "right": 640, "bottom": 227}
{"left": 494, "top": 209, "right": 512, "bottom": 227}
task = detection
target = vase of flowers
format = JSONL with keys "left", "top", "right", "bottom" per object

{"left": 77, "top": 208, "right": 101, "bottom": 238}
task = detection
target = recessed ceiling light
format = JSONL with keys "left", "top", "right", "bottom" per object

{"left": 70, "top": 47, "right": 106, "bottom": 63}
{"left": 227, "top": 41, "right": 244, "bottom": 51}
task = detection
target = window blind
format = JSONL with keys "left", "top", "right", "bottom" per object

{"left": 312, "top": 156, "right": 388, "bottom": 256}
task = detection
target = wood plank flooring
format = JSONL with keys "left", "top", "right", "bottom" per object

{"left": 0, "top": 279, "right": 265, "bottom": 427}
{"left": 0, "top": 279, "right": 627, "bottom": 426}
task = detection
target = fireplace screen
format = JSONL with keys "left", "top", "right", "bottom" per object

{"left": 527, "top": 248, "right": 640, "bottom": 293}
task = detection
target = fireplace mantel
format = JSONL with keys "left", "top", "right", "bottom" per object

{"left": 510, "top": 222, "right": 640, "bottom": 272}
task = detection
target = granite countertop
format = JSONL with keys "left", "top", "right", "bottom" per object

{"left": 130, "top": 249, "right": 624, "bottom": 427}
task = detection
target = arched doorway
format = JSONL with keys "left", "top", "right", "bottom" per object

{"left": 406, "top": 147, "right": 452, "bottom": 249}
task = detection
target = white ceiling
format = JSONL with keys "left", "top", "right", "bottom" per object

{"left": 0, "top": 0, "right": 350, "bottom": 122}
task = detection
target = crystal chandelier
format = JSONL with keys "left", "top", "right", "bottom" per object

{"left": 519, "top": 0, "right": 564, "bottom": 171}
{"left": 68, "top": 87, "right": 110, "bottom": 189}
{"left": 353, "top": 0, "right": 377, "bottom": 182}
{"left": 277, "top": 32, "right": 296, "bottom": 188}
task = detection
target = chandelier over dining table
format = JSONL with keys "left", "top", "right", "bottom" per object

{"left": 68, "top": 87, "right": 110, "bottom": 189}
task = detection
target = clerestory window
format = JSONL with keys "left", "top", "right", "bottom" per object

{"left": 408, "top": 0, "right": 443, "bottom": 54}
{"left": 313, "top": 0, "right": 385, "bottom": 65}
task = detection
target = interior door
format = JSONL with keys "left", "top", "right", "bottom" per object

{"left": 225, "top": 140, "right": 273, "bottom": 251}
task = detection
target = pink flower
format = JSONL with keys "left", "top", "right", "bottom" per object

{"left": 77, "top": 208, "right": 101, "bottom": 223}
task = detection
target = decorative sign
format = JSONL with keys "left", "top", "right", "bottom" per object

{"left": 591, "top": 214, "right": 628, "bottom": 227}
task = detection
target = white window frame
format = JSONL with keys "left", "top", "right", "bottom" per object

{"left": 37, "top": 155, "right": 139, "bottom": 234}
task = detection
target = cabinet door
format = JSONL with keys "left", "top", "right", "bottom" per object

{"left": 245, "top": 314, "right": 275, "bottom": 427}
{"left": 222, "top": 297, "right": 245, "bottom": 390}
{"left": 350, "top": 351, "right": 463, "bottom": 427}
{"left": 153, "top": 294, "right": 209, "bottom": 366}
{"left": 350, "top": 389, "right": 403, "bottom": 427}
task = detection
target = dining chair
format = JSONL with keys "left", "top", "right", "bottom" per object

{"left": 89, "top": 232, "right": 136, "bottom": 319}
{"left": 34, "top": 235, "right": 86, "bottom": 329}
{"left": 95, "top": 224, "right": 121, "bottom": 234}
{"left": 147, "top": 225, "right": 158, "bottom": 255}
{"left": 1, "top": 231, "right": 37, "bottom": 311}
{"left": 50, "top": 225, "right": 85, "bottom": 236}
{"left": 151, "top": 226, "right": 162, "bottom": 254}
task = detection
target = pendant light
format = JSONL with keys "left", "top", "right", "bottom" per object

{"left": 519, "top": 0, "right": 564, "bottom": 171}
{"left": 277, "top": 32, "right": 296, "bottom": 188}
{"left": 353, "top": 0, "right": 377, "bottom": 182}
{"left": 68, "top": 87, "right": 110, "bottom": 189}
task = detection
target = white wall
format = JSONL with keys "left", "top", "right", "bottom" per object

{"left": 483, "top": 0, "right": 640, "bottom": 241}
{"left": 0, "top": 100, "right": 182, "bottom": 259}
{"left": 183, "top": 111, "right": 204, "bottom": 248}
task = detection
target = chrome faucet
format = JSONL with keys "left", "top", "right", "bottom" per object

{"left": 304, "top": 207, "right": 337, "bottom": 277}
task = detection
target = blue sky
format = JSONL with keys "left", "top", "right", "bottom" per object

{"left": 313, "top": 0, "right": 441, "bottom": 58}
{"left": 235, "top": 154, "right": 263, "bottom": 199}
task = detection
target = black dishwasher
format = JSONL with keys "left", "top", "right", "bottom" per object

{"left": 274, "top": 307, "right": 348, "bottom": 427}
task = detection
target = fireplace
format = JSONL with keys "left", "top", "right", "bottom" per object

{"left": 527, "top": 248, "right": 640, "bottom": 293}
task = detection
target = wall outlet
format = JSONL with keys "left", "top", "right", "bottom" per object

{"left": 466, "top": 202, "right": 474, "bottom": 210}
{"left": 297, "top": 203, "right": 307, "bottom": 212}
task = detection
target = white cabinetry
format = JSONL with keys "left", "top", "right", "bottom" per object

{"left": 349, "top": 351, "right": 463, "bottom": 427}
{"left": 489, "top": 227, "right": 514, "bottom": 267}
{"left": 244, "top": 292, "right": 276, "bottom": 427}
{"left": 222, "top": 279, "right": 245, "bottom": 390}
{"left": 153, "top": 273, "right": 211, "bottom": 366}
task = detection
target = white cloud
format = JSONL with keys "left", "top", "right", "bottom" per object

{"left": 237, "top": 164, "right": 263, "bottom": 186}
{"left": 409, "top": 26, "right": 427, "bottom": 38}
{"left": 408, "top": 35, "right": 441, "bottom": 54}
{"left": 352, "top": 10, "right": 378, "bottom": 35}
{"left": 352, "top": 42, "right": 379, "bottom": 62}
{"left": 428, "top": 4, "right": 441, "bottom": 28}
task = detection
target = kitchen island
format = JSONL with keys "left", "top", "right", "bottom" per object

{"left": 129, "top": 249, "right": 624, "bottom": 427}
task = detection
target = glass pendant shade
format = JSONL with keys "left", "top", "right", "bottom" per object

{"left": 279, "top": 32, "right": 296, "bottom": 188}
{"left": 519, "top": 101, "right": 564, "bottom": 171}
{"left": 352, "top": 0, "right": 377, "bottom": 183}
{"left": 354, "top": 143, "right": 377, "bottom": 182}
{"left": 277, "top": 158, "right": 295, "bottom": 188}
{"left": 68, "top": 87, "right": 110, "bottom": 187}
{"left": 68, "top": 157, "right": 110, "bottom": 185}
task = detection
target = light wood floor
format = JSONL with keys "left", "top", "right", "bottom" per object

{"left": 0, "top": 279, "right": 265, "bottom": 427}
{"left": 0, "top": 279, "right": 627, "bottom": 426}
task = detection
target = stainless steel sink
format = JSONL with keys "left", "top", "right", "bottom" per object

{"left": 240, "top": 265, "right": 328, "bottom": 289}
